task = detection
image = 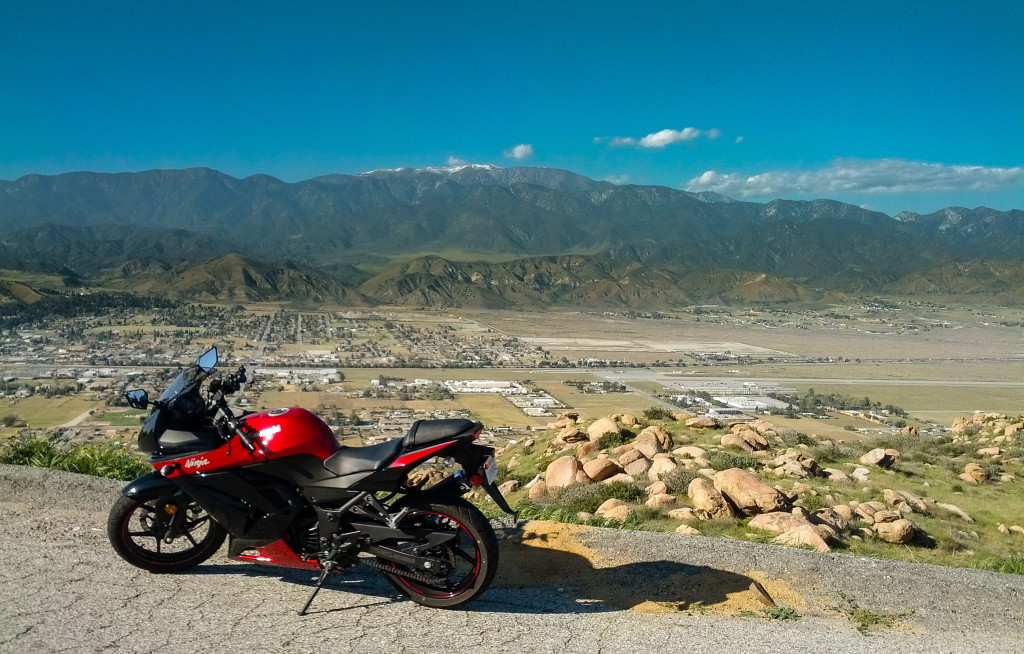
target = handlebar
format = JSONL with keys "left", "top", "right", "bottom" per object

{"left": 211, "top": 388, "right": 259, "bottom": 453}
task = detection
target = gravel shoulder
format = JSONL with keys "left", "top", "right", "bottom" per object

{"left": 1, "top": 464, "right": 1022, "bottom": 654}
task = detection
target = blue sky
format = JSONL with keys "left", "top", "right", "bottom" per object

{"left": 2, "top": 1, "right": 1022, "bottom": 215}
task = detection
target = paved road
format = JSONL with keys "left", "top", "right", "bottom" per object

{"left": 2, "top": 465, "right": 1022, "bottom": 654}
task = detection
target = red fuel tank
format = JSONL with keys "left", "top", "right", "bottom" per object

{"left": 242, "top": 407, "right": 340, "bottom": 461}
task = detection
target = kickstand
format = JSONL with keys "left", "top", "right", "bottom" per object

{"left": 299, "top": 557, "right": 337, "bottom": 616}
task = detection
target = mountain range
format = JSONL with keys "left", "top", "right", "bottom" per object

{"left": 1, "top": 165, "right": 1022, "bottom": 308}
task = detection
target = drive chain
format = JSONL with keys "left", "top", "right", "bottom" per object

{"left": 358, "top": 556, "right": 446, "bottom": 586}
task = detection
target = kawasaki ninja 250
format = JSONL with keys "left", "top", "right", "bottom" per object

{"left": 109, "top": 347, "right": 516, "bottom": 613}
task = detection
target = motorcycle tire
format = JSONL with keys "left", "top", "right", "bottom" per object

{"left": 381, "top": 496, "right": 499, "bottom": 608}
{"left": 107, "top": 489, "right": 227, "bottom": 573}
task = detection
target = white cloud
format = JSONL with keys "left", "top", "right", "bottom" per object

{"left": 604, "top": 127, "right": 720, "bottom": 149}
{"left": 446, "top": 155, "right": 468, "bottom": 166}
{"left": 734, "top": 135, "right": 744, "bottom": 144}
{"left": 604, "top": 174, "right": 630, "bottom": 185}
{"left": 504, "top": 144, "right": 534, "bottom": 161}
{"left": 684, "top": 158, "right": 1024, "bottom": 198}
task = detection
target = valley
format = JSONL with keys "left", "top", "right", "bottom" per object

{"left": 2, "top": 298, "right": 1022, "bottom": 444}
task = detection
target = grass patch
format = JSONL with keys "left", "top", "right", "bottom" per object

{"left": 0, "top": 437, "right": 151, "bottom": 481}
{"left": 761, "top": 605, "right": 801, "bottom": 621}
{"left": 836, "top": 592, "right": 915, "bottom": 634}
{"left": 973, "top": 555, "right": 1024, "bottom": 575}
{"left": 554, "top": 480, "right": 645, "bottom": 514}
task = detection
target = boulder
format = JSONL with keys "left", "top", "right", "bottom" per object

{"left": 773, "top": 525, "right": 831, "bottom": 552}
{"left": 634, "top": 435, "right": 666, "bottom": 460}
{"left": 547, "top": 412, "right": 579, "bottom": 431}
{"left": 962, "top": 462, "right": 990, "bottom": 483}
{"left": 602, "top": 473, "right": 635, "bottom": 485}
{"left": 688, "top": 478, "right": 737, "bottom": 520}
{"left": 587, "top": 417, "right": 622, "bottom": 441}
{"left": 583, "top": 458, "right": 624, "bottom": 482}
{"left": 407, "top": 469, "right": 445, "bottom": 488}
{"left": 623, "top": 457, "right": 653, "bottom": 477}
{"left": 498, "top": 480, "right": 520, "bottom": 495}
{"left": 721, "top": 433, "right": 755, "bottom": 452}
{"left": 620, "top": 413, "right": 640, "bottom": 426}
{"left": 935, "top": 502, "right": 975, "bottom": 523}
{"left": 832, "top": 504, "right": 855, "bottom": 522}
{"left": 749, "top": 511, "right": 814, "bottom": 535}
{"left": 575, "top": 470, "right": 592, "bottom": 485}
{"left": 732, "top": 425, "right": 769, "bottom": 450}
{"left": 672, "top": 412, "right": 693, "bottom": 422}
{"left": 576, "top": 440, "right": 603, "bottom": 457}
{"left": 713, "top": 468, "right": 790, "bottom": 516}
{"left": 813, "top": 508, "right": 850, "bottom": 534}
{"left": 854, "top": 500, "right": 887, "bottom": 522}
{"left": 668, "top": 507, "right": 696, "bottom": 522}
{"left": 883, "top": 488, "right": 930, "bottom": 514}
{"left": 528, "top": 480, "right": 549, "bottom": 502}
{"left": 618, "top": 448, "right": 646, "bottom": 466}
{"left": 595, "top": 498, "right": 634, "bottom": 522}
{"left": 646, "top": 493, "right": 678, "bottom": 509}
{"left": 638, "top": 425, "right": 674, "bottom": 450}
{"left": 674, "top": 446, "right": 708, "bottom": 459}
{"left": 556, "top": 425, "right": 589, "bottom": 443}
{"left": 648, "top": 457, "right": 679, "bottom": 481}
{"left": 646, "top": 480, "right": 669, "bottom": 496}
{"left": 872, "top": 510, "right": 903, "bottom": 524}
{"left": 545, "top": 456, "right": 583, "bottom": 491}
{"left": 977, "top": 447, "right": 1002, "bottom": 457}
{"left": 686, "top": 416, "right": 718, "bottom": 429}
{"left": 874, "top": 518, "right": 916, "bottom": 544}
{"left": 675, "top": 524, "right": 701, "bottom": 535}
{"left": 860, "top": 448, "right": 898, "bottom": 468}
{"left": 821, "top": 468, "right": 852, "bottom": 484}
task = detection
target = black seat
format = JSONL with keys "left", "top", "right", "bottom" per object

{"left": 404, "top": 419, "right": 479, "bottom": 447}
{"left": 322, "top": 438, "right": 403, "bottom": 477}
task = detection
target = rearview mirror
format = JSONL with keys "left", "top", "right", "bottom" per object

{"left": 197, "top": 347, "right": 218, "bottom": 372}
{"left": 125, "top": 389, "right": 149, "bottom": 409}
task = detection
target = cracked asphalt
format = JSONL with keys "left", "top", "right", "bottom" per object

{"left": 2, "top": 464, "right": 1022, "bottom": 654}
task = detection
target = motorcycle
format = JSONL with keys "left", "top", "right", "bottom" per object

{"left": 108, "top": 347, "right": 517, "bottom": 613}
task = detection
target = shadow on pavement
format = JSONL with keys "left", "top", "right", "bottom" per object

{"left": 188, "top": 521, "right": 784, "bottom": 616}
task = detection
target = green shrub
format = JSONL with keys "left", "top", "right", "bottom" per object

{"left": 706, "top": 450, "right": 759, "bottom": 471}
{"left": 810, "top": 442, "right": 856, "bottom": 464}
{"left": 795, "top": 493, "right": 829, "bottom": 514}
{"left": 598, "top": 430, "right": 632, "bottom": 449}
{"left": 0, "top": 437, "right": 151, "bottom": 481}
{"left": 642, "top": 406, "right": 674, "bottom": 421}
{"left": 495, "top": 462, "right": 536, "bottom": 488}
{"left": 554, "top": 480, "right": 645, "bottom": 514}
{"left": 661, "top": 466, "right": 699, "bottom": 494}
{"left": 779, "top": 432, "right": 816, "bottom": 447}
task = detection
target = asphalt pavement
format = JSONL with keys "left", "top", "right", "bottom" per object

{"left": 1, "top": 465, "right": 1022, "bottom": 654}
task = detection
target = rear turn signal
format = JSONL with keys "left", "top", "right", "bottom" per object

{"left": 471, "top": 427, "right": 482, "bottom": 441}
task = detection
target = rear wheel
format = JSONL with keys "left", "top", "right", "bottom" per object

{"left": 107, "top": 489, "right": 227, "bottom": 573}
{"left": 381, "top": 496, "right": 498, "bottom": 608}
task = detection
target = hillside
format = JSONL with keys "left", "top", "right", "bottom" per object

{"left": 2, "top": 166, "right": 1023, "bottom": 307}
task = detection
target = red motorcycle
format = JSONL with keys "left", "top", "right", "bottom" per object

{"left": 109, "top": 347, "right": 516, "bottom": 613}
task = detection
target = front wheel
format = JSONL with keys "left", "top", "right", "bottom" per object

{"left": 381, "top": 496, "right": 499, "bottom": 608}
{"left": 107, "top": 488, "right": 227, "bottom": 573}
